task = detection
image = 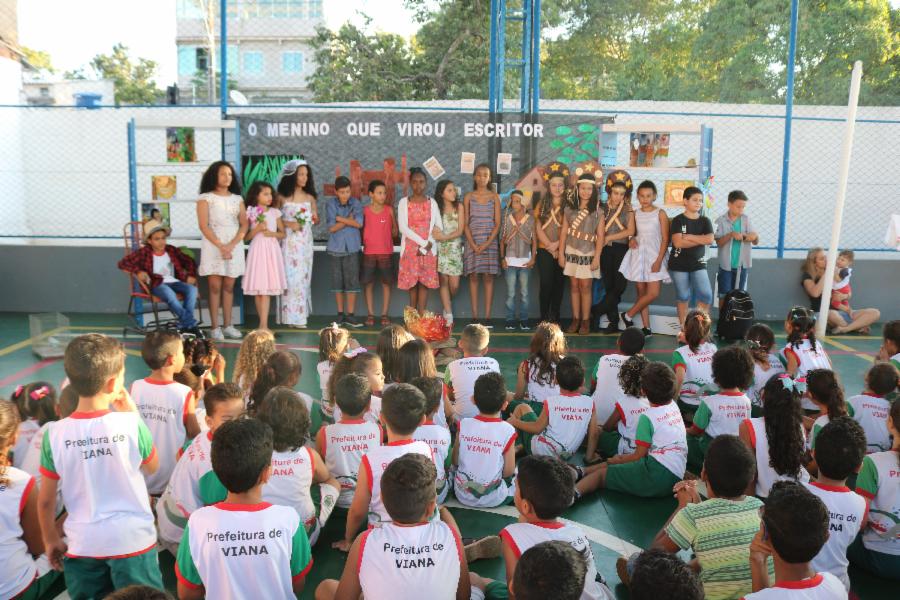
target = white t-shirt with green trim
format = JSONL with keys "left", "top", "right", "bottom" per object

{"left": 39, "top": 410, "right": 157, "bottom": 557}
{"left": 175, "top": 502, "right": 312, "bottom": 600}
{"left": 0, "top": 467, "right": 37, "bottom": 599}
{"left": 847, "top": 393, "right": 892, "bottom": 453}
{"left": 749, "top": 354, "right": 786, "bottom": 408}
{"left": 444, "top": 356, "right": 501, "bottom": 421}
{"left": 780, "top": 339, "right": 831, "bottom": 410}
{"left": 855, "top": 450, "right": 900, "bottom": 556}
{"left": 414, "top": 421, "right": 452, "bottom": 503}
{"left": 692, "top": 391, "right": 751, "bottom": 438}
{"left": 262, "top": 446, "right": 317, "bottom": 530}
{"left": 614, "top": 394, "right": 650, "bottom": 455}
{"left": 131, "top": 377, "right": 194, "bottom": 495}
{"left": 803, "top": 481, "right": 867, "bottom": 590}
{"left": 634, "top": 403, "right": 688, "bottom": 478}
{"left": 592, "top": 353, "right": 628, "bottom": 424}
{"left": 672, "top": 342, "right": 717, "bottom": 406}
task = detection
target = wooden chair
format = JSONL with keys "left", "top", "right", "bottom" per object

{"left": 121, "top": 221, "right": 204, "bottom": 336}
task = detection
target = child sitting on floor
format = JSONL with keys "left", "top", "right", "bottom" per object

{"left": 587, "top": 354, "right": 650, "bottom": 462}
{"left": 508, "top": 356, "right": 596, "bottom": 460}
{"left": 157, "top": 382, "right": 245, "bottom": 555}
{"left": 591, "top": 327, "right": 645, "bottom": 426}
{"left": 847, "top": 363, "right": 897, "bottom": 453}
{"left": 672, "top": 310, "right": 717, "bottom": 422}
{"left": 454, "top": 372, "right": 517, "bottom": 508}
{"left": 118, "top": 221, "right": 201, "bottom": 335}
{"left": 513, "top": 322, "right": 566, "bottom": 411}
{"left": 685, "top": 345, "right": 753, "bottom": 474}
{"left": 745, "top": 323, "right": 785, "bottom": 415}
{"left": 782, "top": 306, "right": 831, "bottom": 411}
{"left": 175, "top": 418, "right": 312, "bottom": 600}
{"left": 131, "top": 331, "right": 200, "bottom": 496}
{"left": 338, "top": 383, "right": 432, "bottom": 550}
{"left": 745, "top": 481, "right": 845, "bottom": 598}
{"left": 576, "top": 362, "right": 687, "bottom": 499}
{"left": 625, "top": 549, "right": 703, "bottom": 600}
{"left": 471, "top": 541, "right": 592, "bottom": 600}
{"left": 257, "top": 387, "right": 340, "bottom": 546}
{"left": 804, "top": 417, "right": 867, "bottom": 590}
{"left": 316, "top": 453, "right": 470, "bottom": 600}
{"left": 316, "top": 373, "right": 383, "bottom": 509}
{"left": 10, "top": 381, "right": 56, "bottom": 469}
{"left": 648, "top": 435, "right": 771, "bottom": 600}
{"left": 445, "top": 324, "right": 501, "bottom": 422}
{"left": 317, "top": 323, "right": 353, "bottom": 420}
{"left": 804, "top": 369, "right": 847, "bottom": 451}
{"left": 412, "top": 376, "right": 453, "bottom": 504}
{"left": 329, "top": 351, "right": 384, "bottom": 424}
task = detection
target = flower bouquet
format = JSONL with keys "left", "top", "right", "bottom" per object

{"left": 403, "top": 306, "right": 451, "bottom": 343}
{"left": 293, "top": 203, "right": 312, "bottom": 229}
{"left": 247, "top": 206, "right": 266, "bottom": 224}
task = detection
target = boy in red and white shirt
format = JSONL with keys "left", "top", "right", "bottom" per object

{"left": 38, "top": 334, "right": 163, "bottom": 597}
{"left": 804, "top": 417, "right": 868, "bottom": 590}
{"left": 744, "top": 481, "right": 845, "bottom": 599}
{"left": 157, "top": 382, "right": 245, "bottom": 554}
{"left": 131, "top": 330, "right": 200, "bottom": 495}
{"left": 317, "top": 453, "right": 470, "bottom": 600}
{"left": 499, "top": 455, "right": 613, "bottom": 600}
{"left": 336, "top": 383, "right": 433, "bottom": 551}
{"left": 176, "top": 418, "right": 312, "bottom": 600}
{"left": 412, "top": 376, "right": 453, "bottom": 503}
{"left": 454, "top": 372, "right": 518, "bottom": 508}
{"left": 587, "top": 355, "right": 650, "bottom": 462}
{"left": 591, "top": 327, "right": 645, "bottom": 425}
{"left": 316, "top": 373, "right": 383, "bottom": 508}
{"left": 847, "top": 363, "right": 897, "bottom": 453}
{"left": 445, "top": 324, "right": 501, "bottom": 421}
{"left": 509, "top": 356, "right": 596, "bottom": 461}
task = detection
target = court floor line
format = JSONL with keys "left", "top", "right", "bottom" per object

{"left": 0, "top": 326, "right": 65, "bottom": 358}
{"left": 821, "top": 337, "right": 875, "bottom": 363}
{"left": 0, "top": 358, "right": 59, "bottom": 387}
{"left": 443, "top": 499, "right": 642, "bottom": 556}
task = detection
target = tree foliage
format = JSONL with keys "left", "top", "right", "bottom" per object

{"left": 21, "top": 47, "right": 55, "bottom": 73}
{"left": 90, "top": 44, "right": 161, "bottom": 105}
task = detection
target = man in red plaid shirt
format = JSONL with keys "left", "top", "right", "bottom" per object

{"left": 119, "top": 222, "right": 202, "bottom": 335}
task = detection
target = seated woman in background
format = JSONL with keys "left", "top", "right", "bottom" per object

{"left": 800, "top": 247, "right": 879, "bottom": 334}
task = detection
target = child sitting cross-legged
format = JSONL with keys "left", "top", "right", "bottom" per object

{"left": 508, "top": 356, "right": 597, "bottom": 460}
{"left": 803, "top": 417, "right": 868, "bottom": 590}
{"left": 257, "top": 387, "right": 340, "bottom": 546}
{"left": 445, "top": 324, "right": 501, "bottom": 422}
{"left": 316, "top": 373, "right": 383, "bottom": 509}
{"left": 471, "top": 540, "right": 593, "bottom": 600}
{"left": 157, "top": 382, "right": 245, "bottom": 555}
{"left": 315, "top": 454, "right": 471, "bottom": 600}
{"left": 590, "top": 327, "right": 645, "bottom": 427}
{"left": 454, "top": 372, "right": 518, "bottom": 508}
{"left": 685, "top": 345, "right": 753, "bottom": 474}
{"left": 175, "top": 418, "right": 313, "bottom": 600}
{"left": 744, "top": 481, "right": 845, "bottom": 598}
{"left": 575, "top": 362, "right": 688, "bottom": 499}
{"left": 586, "top": 354, "right": 650, "bottom": 462}
{"left": 847, "top": 363, "right": 897, "bottom": 453}
{"left": 412, "top": 376, "right": 453, "bottom": 503}
{"left": 643, "top": 434, "right": 772, "bottom": 600}
{"left": 336, "top": 383, "right": 432, "bottom": 551}
{"left": 478, "top": 455, "right": 614, "bottom": 600}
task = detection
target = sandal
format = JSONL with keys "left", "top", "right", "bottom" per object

{"left": 380, "top": 315, "right": 391, "bottom": 326}
{"left": 578, "top": 319, "right": 590, "bottom": 336}
{"left": 365, "top": 314, "right": 375, "bottom": 327}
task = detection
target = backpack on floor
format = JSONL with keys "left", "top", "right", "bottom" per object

{"left": 717, "top": 290, "right": 755, "bottom": 340}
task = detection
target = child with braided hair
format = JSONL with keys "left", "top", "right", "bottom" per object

{"left": 781, "top": 306, "right": 831, "bottom": 411}
{"left": 804, "top": 369, "right": 846, "bottom": 449}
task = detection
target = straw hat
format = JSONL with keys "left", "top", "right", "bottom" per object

{"left": 143, "top": 220, "right": 170, "bottom": 242}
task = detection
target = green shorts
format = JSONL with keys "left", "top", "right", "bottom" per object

{"left": 516, "top": 409, "right": 540, "bottom": 454}
{"left": 15, "top": 570, "right": 64, "bottom": 600}
{"left": 504, "top": 398, "right": 543, "bottom": 421}
{"left": 63, "top": 550, "right": 164, "bottom": 600}
{"left": 686, "top": 433, "right": 712, "bottom": 475}
{"left": 483, "top": 579, "right": 512, "bottom": 599}
{"left": 605, "top": 455, "right": 681, "bottom": 498}
{"left": 848, "top": 535, "right": 900, "bottom": 580}
{"left": 599, "top": 430, "right": 621, "bottom": 459}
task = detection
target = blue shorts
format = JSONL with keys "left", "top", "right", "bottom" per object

{"left": 717, "top": 267, "right": 749, "bottom": 297}
{"left": 670, "top": 269, "right": 713, "bottom": 305}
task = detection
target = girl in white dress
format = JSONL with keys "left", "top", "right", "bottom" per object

{"left": 197, "top": 161, "right": 248, "bottom": 341}
{"left": 619, "top": 180, "right": 669, "bottom": 333}
{"left": 277, "top": 158, "right": 319, "bottom": 328}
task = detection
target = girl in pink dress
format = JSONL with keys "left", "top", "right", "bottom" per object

{"left": 397, "top": 168, "right": 441, "bottom": 313}
{"left": 243, "top": 181, "right": 287, "bottom": 330}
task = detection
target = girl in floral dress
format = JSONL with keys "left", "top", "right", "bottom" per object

{"left": 433, "top": 179, "right": 465, "bottom": 326}
{"left": 463, "top": 163, "right": 501, "bottom": 322}
{"left": 397, "top": 168, "right": 441, "bottom": 314}
{"left": 277, "top": 158, "right": 319, "bottom": 328}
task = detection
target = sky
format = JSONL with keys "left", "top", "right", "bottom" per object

{"left": 16, "top": 0, "right": 421, "bottom": 85}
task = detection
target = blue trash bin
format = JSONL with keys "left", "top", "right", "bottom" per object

{"left": 73, "top": 93, "right": 102, "bottom": 109}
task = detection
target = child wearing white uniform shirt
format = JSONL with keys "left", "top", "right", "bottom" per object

{"left": 587, "top": 355, "right": 650, "bottom": 461}
{"left": 591, "top": 327, "right": 645, "bottom": 425}
{"left": 412, "top": 377, "right": 453, "bottom": 503}
{"left": 445, "top": 324, "right": 500, "bottom": 421}
{"left": 847, "top": 363, "right": 897, "bottom": 453}
{"left": 672, "top": 310, "right": 717, "bottom": 419}
{"left": 782, "top": 306, "right": 831, "bottom": 411}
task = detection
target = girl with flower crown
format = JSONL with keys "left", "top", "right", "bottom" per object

{"left": 277, "top": 158, "right": 319, "bottom": 328}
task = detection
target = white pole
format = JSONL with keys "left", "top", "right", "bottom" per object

{"left": 816, "top": 61, "right": 863, "bottom": 338}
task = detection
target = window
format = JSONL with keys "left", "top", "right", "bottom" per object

{"left": 178, "top": 46, "right": 197, "bottom": 76}
{"left": 39, "top": 87, "right": 49, "bottom": 97}
{"left": 282, "top": 51, "right": 303, "bottom": 73}
{"left": 242, "top": 51, "right": 264, "bottom": 75}
{"left": 196, "top": 48, "right": 209, "bottom": 73}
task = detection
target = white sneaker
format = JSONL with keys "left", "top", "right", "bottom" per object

{"left": 209, "top": 327, "right": 224, "bottom": 341}
{"left": 222, "top": 325, "right": 243, "bottom": 339}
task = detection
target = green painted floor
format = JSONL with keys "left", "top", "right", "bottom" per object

{"left": 0, "top": 312, "right": 891, "bottom": 599}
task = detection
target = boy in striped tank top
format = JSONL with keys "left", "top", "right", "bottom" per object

{"left": 257, "top": 387, "right": 340, "bottom": 546}
{"left": 38, "top": 334, "right": 164, "bottom": 596}
{"left": 744, "top": 481, "right": 845, "bottom": 599}
{"left": 686, "top": 346, "right": 753, "bottom": 474}
{"left": 176, "top": 418, "right": 312, "bottom": 599}
{"left": 316, "top": 373, "right": 383, "bottom": 508}
{"left": 131, "top": 331, "right": 200, "bottom": 496}
{"left": 337, "top": 383, "right": 432, "bottom": 551}
{"left": 412, "top": 376, "right": 453, "bottom": 503}
{"left": 316, "top": 453, "right": 471, "bottom": 600}
{"left": 509, "top": 356, "right": 597, "bottom": 461}
{"left": 576, "top": 362, "right": 687, "bottom": 499}
{"left": 454, "top": 372, "right": 518, "bottom": 508}
{"left": 647, "top": 435, "right": 771, "bottom": 600}
{"left": 804, "top": 417, "right": 868, "bottom": 590}
{"left": 157, "top": 383, "right": 244, "bottom": 554}
{"left": 847, "top": 363, "right": 897, "bottom": 453}
{"left": 497, "top": 455, "right": 613, "bottom": 599}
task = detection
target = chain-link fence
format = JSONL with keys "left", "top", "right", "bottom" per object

{"left": 2, "top": 0, "right": 898, "bottom": 254}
